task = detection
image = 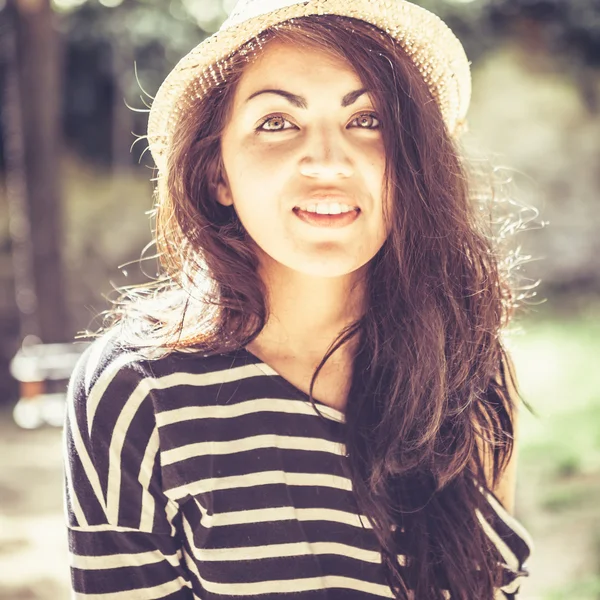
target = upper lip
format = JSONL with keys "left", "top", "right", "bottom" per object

{"left": 293, "top": 190, "right": 360, "bottom": 211}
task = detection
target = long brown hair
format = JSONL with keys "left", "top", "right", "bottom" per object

{"left": 100, "top": 15, "right": 536, "bottom": 599}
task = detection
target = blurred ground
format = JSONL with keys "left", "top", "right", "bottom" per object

{"left": 1, "top": 308, "right": 600, "bottom": 599}
{"left": 511, "top": 307, "right": 600, "bottom": 600}
{"left": 0, "top": 408, "right": 70, "bottom": 600}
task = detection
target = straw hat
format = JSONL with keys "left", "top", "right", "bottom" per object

{"left": 147, "top": 0, "right": 472, "bottom": 174}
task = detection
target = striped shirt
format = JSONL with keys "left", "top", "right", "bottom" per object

{"left": 63, "top": 332, "right": 533, "bottom": 600}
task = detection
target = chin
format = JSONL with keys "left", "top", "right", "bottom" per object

{"left": 288, "top": 255, "right": 371, "bottom": 278}
{"left": 254, "top": 240, "right": 378, "bottom": 279}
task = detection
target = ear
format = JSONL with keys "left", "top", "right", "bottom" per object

{"left": 215, "top": 177, "right": 234, "bottom": 207}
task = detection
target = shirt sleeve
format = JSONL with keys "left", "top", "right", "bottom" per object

{"left": 479, "top": 488, "right": 534, "bottom": 600}
{"left": 62, "top": 337, "right": 195, "bottom": 599}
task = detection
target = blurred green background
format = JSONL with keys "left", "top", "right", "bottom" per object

{"left": 0, "top": 0, "right": 599, "bottom": 598}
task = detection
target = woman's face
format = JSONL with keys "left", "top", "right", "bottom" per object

{"left": 217, "top": 39, "right": 389, "bottom": 278}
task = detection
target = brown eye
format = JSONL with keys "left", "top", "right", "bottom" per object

{"left": 352, "top": 113, "right": 381, "bottom": 129}
{"left": 257, "top": 114, "right": 294, "bottom": 132}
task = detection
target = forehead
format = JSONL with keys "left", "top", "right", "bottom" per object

{"left": 236, "top": 38, "right": 362, "bottom": 89}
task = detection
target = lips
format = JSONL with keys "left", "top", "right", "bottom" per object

{"left": 294, "top": 191, "right": 360, "bottom": 212}
{"left": 293, "top": 206, "right": 360, "bottom": 228}
{"left": 294, "top": 201, "right": 359, "bottom": 211}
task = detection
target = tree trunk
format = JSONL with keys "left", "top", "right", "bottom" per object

{"left": 3, "top": 0, "right": 68, "bottom": 344}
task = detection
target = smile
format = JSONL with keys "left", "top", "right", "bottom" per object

{"left": 292, "top": 207, "right": 361, "bottom": 228}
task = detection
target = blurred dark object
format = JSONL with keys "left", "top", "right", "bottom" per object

{"left": 9, "top": 340, "right": 91, "bottom": 429}
{"left": 59, "top": 0, "right": 211, "bottom": 168}
{"left": 488, "top": 0, "right": 600, "bottom": 68}
{"left": 1, "top": 0, "right": 70, "bottom": 345}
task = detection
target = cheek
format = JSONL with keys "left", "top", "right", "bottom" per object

{"left": 356, "top": 136, "right": 385, "bottom": 174}
{"left": 226, "top": 159, "right": 286, "bottom": 235}
{"left": 228, "top": 144, "right": 295, "bottom": 207}
{"left": 364, "top": 150, "right": 387, "bottom": 202}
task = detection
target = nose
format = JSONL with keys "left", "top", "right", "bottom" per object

{"left": 298, "top": 125, "right": 354, "bottom": 179}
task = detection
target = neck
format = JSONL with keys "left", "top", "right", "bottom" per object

{"left": 249, "top": 255, "right": 367, "bottom": 363}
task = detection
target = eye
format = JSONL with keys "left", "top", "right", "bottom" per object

{"left": 256, "top": 113, "right": 296, "bottom": 133}
{"left": 350, "top": 112, "right": 381, "bottom": 130}
{"left": 255, "top": 111, "right": 382, "bottom": 133}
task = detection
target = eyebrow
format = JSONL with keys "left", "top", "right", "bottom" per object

{"left": 244, "top": 87, "right": 370, "bottom": 109}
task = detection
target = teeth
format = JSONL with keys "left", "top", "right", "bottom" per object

{"left": 297, "top": 203, "right": 356, "bottom": 215}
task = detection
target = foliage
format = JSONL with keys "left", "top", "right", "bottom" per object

{"left": 53, "top": 0, "right": 215, "bottom": 165}
{"left": 487, "top": 0, "right": 600, "bottom": 67}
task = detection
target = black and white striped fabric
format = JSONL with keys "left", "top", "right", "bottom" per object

{"left": 63, "top": 332, "right": 533, "bottom": 599}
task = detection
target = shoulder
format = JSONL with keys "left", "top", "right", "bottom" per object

{"left": 66, "top": 331, "right": 159, "bottom": 446}
{"left": 67, "top": 330, "right": 247, "bottom": 431}
{"left": 71, "top": 329, "right": 226, "bottom": 388}
{"left": 68, "top": 330, "right": 154, "bottom": 409}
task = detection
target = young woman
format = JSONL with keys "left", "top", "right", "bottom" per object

{"left": 63, "top": 1, "right": 535, "bottom": 599}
